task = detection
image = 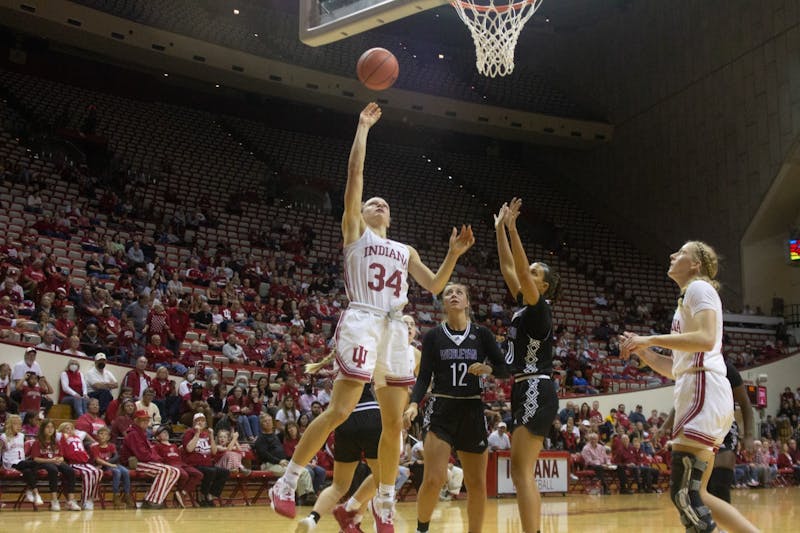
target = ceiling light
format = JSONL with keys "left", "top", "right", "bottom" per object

{"left": 233, "top": 9, "right": 240, "bottom": 15}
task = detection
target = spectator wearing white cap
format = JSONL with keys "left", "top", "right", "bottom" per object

{"left": 10, "top": 347, "right": 53, "bottom": 412}
{"left": 85, "top": 353, "right": 118, "bottom": 414}
{"left": 488, "top": 422, "right": 511, "bottom": 451}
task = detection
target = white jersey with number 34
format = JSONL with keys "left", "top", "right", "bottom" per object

{"left": 343, "top": 228, "right": 409, "bottom": 312}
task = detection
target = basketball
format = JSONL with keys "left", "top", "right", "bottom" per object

{"left": 356, "top": 47, "right": 399, "bottom": 91}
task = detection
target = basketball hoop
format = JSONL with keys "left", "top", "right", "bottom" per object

{"left": 451, "top": 0, "right": 544, "bottom": 77}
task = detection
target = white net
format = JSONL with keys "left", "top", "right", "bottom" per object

{"left": 450, "top": 0, "right": 544, "bottom": 77}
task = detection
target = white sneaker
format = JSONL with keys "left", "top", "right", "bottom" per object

{"left": 295, "top": 516, "right": 317, "bottom": 533}
{"left": 269, "top": 477, "right": 297, "bottom": 518}
{"left": 83, "top": 501, "right": 94, "bottom": 511}
{"left": 66, "top": 500, "right": 81, "bottom": 511}
{"left": 368, "top": 496, "right": 396, "bottom": 533}
{"left": 51, "top": 500, "right": 61, "bottom": 512}
{"left": 25, "top": 490, "right": 35, "bottom": 503}
{"left": 34, "top": 493, "right": 44, "bottom": 506}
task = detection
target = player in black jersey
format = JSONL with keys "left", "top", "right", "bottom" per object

{"left": 403, "top": 282, "right": 507, "bottom": 533}
{"left": 297, "top": 355, "right": 381, "bottom": 533}
{"left": 495, "top": 199, "right": 560, "bottom": 533}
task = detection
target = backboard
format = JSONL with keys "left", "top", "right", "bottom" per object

{"left": 299, "top": 0, "right": 447, "bottom": 46}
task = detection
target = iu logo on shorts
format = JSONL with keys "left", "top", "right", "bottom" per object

{"left": 352, "top": 345, "right": 368, "bottom": 368}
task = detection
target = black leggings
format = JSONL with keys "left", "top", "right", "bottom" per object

{"left": 14, "top": 461, "right": 76, "bottom": 493}
{"left": 196, "top": 466, "right": 230, "bottom": 497}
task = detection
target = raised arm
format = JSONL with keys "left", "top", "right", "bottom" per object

{"left": 505, "top": 198, "right": 541, "bottom": 306}
{"left": 407, "top": 225, "right": 474, "bottom": 295}
{"left": 495, "top": 203, "right": 521, "bottom": 296}
{"left": 342, "top": 103, "right": 382, "bottom": 245}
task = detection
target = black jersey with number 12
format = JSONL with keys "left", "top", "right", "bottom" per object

{"left": 410, "top": 322, "right": 508, "bottom": 403}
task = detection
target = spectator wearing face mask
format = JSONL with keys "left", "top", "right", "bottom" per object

{"left": 178, "top": 370, "right": 198, "bottom": 397}
{"left": 59, "top": 359, "right": 89, "bottom": 417}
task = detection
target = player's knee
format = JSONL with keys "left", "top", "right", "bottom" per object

{"left": 670, "top": 452, "right": 716, "bottom": 532}
{"left": 422, "top": 468, "right": 448, "bottom": 489}
{"left": 323, "top": 403, "right": 354, "bottom": 426}
{"left": 706, "top": 467, "right": 733, "bottom": 504}
{"left": 463, "top": 470, "right": 486, "bottom": 494}
{"left": 509, "top": 461, "right": 531, "bottom": 485}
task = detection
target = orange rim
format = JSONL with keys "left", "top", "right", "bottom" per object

{"left": 451, "top": 0, "right": 537, "bottom": 14}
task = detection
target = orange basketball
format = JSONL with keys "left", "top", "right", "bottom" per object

{"left": 356, "top": 48, "right": 399, "bottom": 91}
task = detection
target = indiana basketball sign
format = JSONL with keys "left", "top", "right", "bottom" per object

{"left": 495, "top": 451, "right": 569, "bottom": 494}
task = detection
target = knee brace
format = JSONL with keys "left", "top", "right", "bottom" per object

{"left": 707, "top": 467, "right": 733, "bottom": 504}
{"left": 670, "top": 452, "right": 716, "bottom": 533}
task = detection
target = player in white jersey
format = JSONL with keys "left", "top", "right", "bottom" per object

{"left": 621, "top": 241, "right": 758, "bottom": 533}
{"left": 271, "top": 102, "right": 474, "bottom": 532}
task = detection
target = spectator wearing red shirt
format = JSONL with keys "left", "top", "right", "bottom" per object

{"left": 120, "top": 356, "right": 152, "bottom": 399}
{"left": 181, "top": 412, "right": 230, "bottom": 507}
{"left": 616, "top": 404, "right": 631, "bottom": 430}
{"left": 276, "top": 374, "right": 300, "bottom": 404}
{"left": 21, "top": 258, "right": 46, "bottom": 300}
{"left": 120, "top": 410, "right": 180, "bottom": 509}
{"left": 74, "top": 398, "right": 107, "bottom": 438}
{"left": 151, "top": 366, "right": 180, "bottom": 424}
{"left": 89, "top": 426, "right": 132, "bottom": 508}
{"left": 147, "top": 334, "right": 187, "bottom": 375}
{"left": 25, "top": 418, "right": 79, "bottom": 510}
{"left": 19, "top": 373, "right": 53, "bottom": 415}
{"left": 181, "top": 340, "right": 207, "bottom": 368}
{"left": 145, "top": 303, "right": 170, "bottom": 339}
{"left": 166, "top": 300, "right": 191, "bottom": 355}
{"left": 58, "top": 422, "right": 102, "bottom": 509}
{"left": 110, "top": 399, "right": 136, "bottom": 445}
{"left": 611, "top": 434, "right": 641, "bottom": 494}
{"left": 105, "top": 387, "right": 134, "bottom": 425}
{"left": 97, "top": 305, "right": 121, "bottom": 344}
{"left": 153, "top": 425, "right": 202, "bottom": 508}
{"left": 54, "top": 306, "right": 75, "bottom": 344}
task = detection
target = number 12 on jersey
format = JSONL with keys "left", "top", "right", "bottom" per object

{"left": 451, "top": 361, "right": 468, "bottom": 387}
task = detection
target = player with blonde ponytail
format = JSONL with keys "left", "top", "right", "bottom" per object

{"left": 621, "top": 241, "right": 758, "bottom": 533}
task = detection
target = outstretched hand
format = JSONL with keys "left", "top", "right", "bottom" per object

{"left": 493, "top": 203, "right": 508, "bottom": 229}
{"left": 618, "top": 331, "right": 650, "bottom": 359}
{"left": 359, "top": 102, "right": 382, "bottom": 128}
{"left": 504, "top": 197, "right": 522, "bottom": 228}
{"left": 449, "top": 225, "right": 475, "bottom": 256}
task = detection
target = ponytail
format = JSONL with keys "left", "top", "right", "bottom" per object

{"left": 305, "top": 350, "right": 336, "bottom": 374}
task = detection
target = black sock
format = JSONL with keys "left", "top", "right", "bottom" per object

{"left": 309, "top": 511, "right": 321, "bottom": 523}
{"left": 417, "top": 521, "right": 430, "bottom": 532}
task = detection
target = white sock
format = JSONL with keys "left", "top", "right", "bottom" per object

{"left": 283, "top": 461, "right": 303, "bottom": 489}
{"left": 378, "top": 483, "right": 395, "bottom": 501}
{"left": 345, "top": 496, "right": 361, "bottom": 512}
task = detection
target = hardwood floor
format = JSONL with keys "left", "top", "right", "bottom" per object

{"left": 7, "top": 487, "right": 795, "bottom": 532}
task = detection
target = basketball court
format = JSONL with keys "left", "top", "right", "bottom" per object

{"left": 8, "top": 488, "right": 795, "bottom": 532}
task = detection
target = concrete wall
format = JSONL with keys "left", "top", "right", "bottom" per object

{"left": 540, "top": 0, "right": 800, "bottom": 306}
{"left": 0, "top": 343, "right": 161, "bottom": 398}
